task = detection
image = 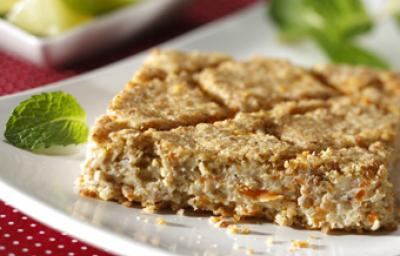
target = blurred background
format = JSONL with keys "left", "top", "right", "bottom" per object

{"left": 0, "top": 0, "right": 257, "bottom": 96}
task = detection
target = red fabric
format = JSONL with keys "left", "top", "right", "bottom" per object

{"left": 0, "top": 0, "right": 258, "bottom": 255}
{"left": 0, "top": 201, "right": 109, "bottom": 256}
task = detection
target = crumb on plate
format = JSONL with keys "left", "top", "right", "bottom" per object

{"left": 227, "top": 225, "right": 251, "bottom": 235}
{"left": 266, "top": 236, "right": 274, "bottom": 246}
{"left": 290, "top": 240, "right": 310, "bottom": 249}
{"left": 246, "top": 248, "right": 255, "bottom": 255}
{"left": 155, "top": 217, "right": 166, "bottom": 225}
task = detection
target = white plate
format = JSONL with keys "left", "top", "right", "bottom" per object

{"left": 0, "top": 0, "right": 187, "bottom": 67}
{"left": 1, "top": 2, "right": 400, "bottom": 256}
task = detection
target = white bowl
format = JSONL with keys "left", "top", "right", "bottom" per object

{"left": 0, "top": 0, "right": 188, "bottom": 67}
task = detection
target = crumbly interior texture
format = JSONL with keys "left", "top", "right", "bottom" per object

{"left": 78, "top": 49, "right": 400, "bottom": 232}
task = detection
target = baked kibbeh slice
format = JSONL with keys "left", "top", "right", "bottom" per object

{"left": 78, "top": 50, "right": 400, "bottom": 232}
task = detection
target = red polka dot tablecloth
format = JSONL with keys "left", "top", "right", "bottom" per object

{"left": 0, "top": 201, "right": 107, "bottom": 256}
{"left": 0, "top": 0, "right": 258, "bottom": 255}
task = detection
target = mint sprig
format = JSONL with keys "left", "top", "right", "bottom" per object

{"left": 4, "top": 91, "right": 89, "bottom": 151}
{"left": 313, "top": 32, "right": 389, "bottom": 69}
{"left": 396, "top": 12, "right": 400, "bottom": 26}
{"left": 269, "top": 0, "right": 389, "bottom": 68}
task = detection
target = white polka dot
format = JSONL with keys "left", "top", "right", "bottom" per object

{"left": 22, "top": 248, "right": 29, "bottom": 253}
{"left": 45, "top": 250, "right": 52, "bottom": 254}
{"left": 57, "top": 244, "right": 64, "bottom": 249}
{"left": 92, "top": 255, "right": 98, "bottom": 256}
{"left": 12, "top": 209, "right": 18, "bottom": 213}
{"left": 34, "top": 242, "right": 41, "bottom": 247}
{"left": 4, "top": 233, "right": 10, "bottom": 238}
{"left": 30, "top": 223, "right": 36, "bottom": 227}
{"left": 68, "top": 252, "right": 74, "bottom": 256}
{"left": 8, "top": 221, "right": 14, "bottom": 225}
{"left": 0, "top": 214, "right": 6, "bottom": 218}
{"left": 61, "top": 232, "right": 67, "bottom": 236}
{"left": 0, "top": 246, "right": 5, "bottom": 250}
{"left": 26, "top": 236, "right": 33, "bottom": 240}
{"left": 71, "top": 239, "right": 78, "bottom": 243}
{"left": 39, "top": 230, "right": 45, "bottom": 235}
{"left": 81, "top": 246, "right": 87, "bottom": 250}
{"left": 8, "top": 253, "right": 15, "bottom": 256}
{"left": 21, "top": 216, "right": 28, "bottom": 220}
{"left": 17, "top": 228, "right": 24, "bottom": 233}
{"left": 12, "top": 241, "right": 19, "bottom": 245}
{"left": 49, "top": 237, "right": 56, "bottom": 242}
{"left": 0, "top": 226, "right": 2, "bottom": 230}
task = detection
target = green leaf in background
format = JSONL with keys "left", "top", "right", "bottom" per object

{"left": 64, "top": 0, "right": 139, "bottom": 15}
{"left": 270, "top": 0, "right": 372, "bottom": 41}
{"left": 314, "top": 33, "right": 389, "bottom": 69}
{"left": 269, "top": 0, "right": 313, "bottom": 41}
{"left": 304, "top": 0, "right": 373, "bottom": 40}
{"left": 269, "top": 0, "right": 388, "bottom": 68}
{"left": 4, "top": 91, "right": 89, "bottom": 151}
{"left": 396, "top": 12, "right": 400, "bottom": 26}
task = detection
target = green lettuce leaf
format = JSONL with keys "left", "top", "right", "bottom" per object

{"left": 4, "top": 91, "right": 89, "bottom": 151}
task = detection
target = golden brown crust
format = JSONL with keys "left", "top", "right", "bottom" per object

{"left": 108, "top": 75, "right": 228, "bottom": 131}
{"left": 197, "top": 58, "right": 336, "bottom": 112}
{"left": 138, "top": 48, "right": 232, "bottom": 75}
{"left": 312, "top": 64, "right": 400, "bottom": 114}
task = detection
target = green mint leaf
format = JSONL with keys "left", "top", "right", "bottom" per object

{"left": 4, "top": 91, "right": 89, "bottom": 151}
{"left": 268, "top": 0, "right": 388, "bottom": 67}
{"left": 269, "top": 0, "right": 314, "bottom": 41}
{"left": 314, "top": 33, "right": 389, "bottom": 69}
{"left": 304, "top": 0, "right": 373, "bottom": 40}
{"left": 269, "top": 0, "right": 373, "bottom": 41}
{"left": 396, "top": 12, "right": 400, "bottom": 26}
